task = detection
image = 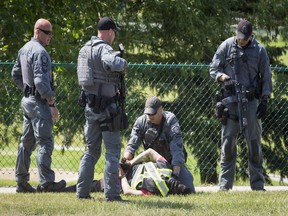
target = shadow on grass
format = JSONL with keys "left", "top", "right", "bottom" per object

{"left": 133, "top": 199, "right": 197, "bottom": 210}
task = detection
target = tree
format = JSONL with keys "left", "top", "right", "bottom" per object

{"left": 1, "top": 0, "right": 287, "bottom": 184}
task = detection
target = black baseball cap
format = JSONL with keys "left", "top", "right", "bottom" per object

{"left": 144, "top": 96, "right": 162, "bottom": 115}
{"left": 97, "top": 16, "right": 120, "bottom": 31}
{"left": 237, "top": 19, "right": 252, "bottom": 41}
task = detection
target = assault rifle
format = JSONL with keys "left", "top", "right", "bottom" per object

{"left": 232, "top": 42, "right": 248, "bottom": 136}
{"left": 234, "top": 81, "right": 248, "bottom": 135}
{"left": 117, "top": 43, "right": 129, "bottom": 130}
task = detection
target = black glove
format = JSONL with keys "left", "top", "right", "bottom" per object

{"left": 119, "top": 157, "right": 131, "bottom": 172}
{"left": 256, "top": 99, "right": 268, "bottom": 119}
{"left": 224, "top": 78, "right": 235, "bottom": 92}
{"left": 167, "top": 174, "right": 180, "bottom": 190}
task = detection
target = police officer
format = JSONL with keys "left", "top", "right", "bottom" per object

{"left": 123, "top": 96, "right": 195, "bottom": 193}
{"left": 12, "top": 18, "right": 66, "bottom": 193}
{"left": 209, "top": 19, "right": 272, "bottom": 191}
{"left": 76, "top": 17, "right": 128, "bottom": 202}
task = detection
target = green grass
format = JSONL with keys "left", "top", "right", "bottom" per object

{"left": 0, "top": 191, "right": 287, "bottom": 215}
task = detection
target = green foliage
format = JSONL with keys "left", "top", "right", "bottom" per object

{"left": 1, "top": 0, "right": 288, "bottom": 64}
{"left": 1, "top": 0, "right": 288, "bottom": 185}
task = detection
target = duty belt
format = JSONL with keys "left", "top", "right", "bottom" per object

{"left": 87, "top": 94, "right": 117, "bottom": 113}
{"left": 223, "top": 90, "right": 256, "bottom": 103}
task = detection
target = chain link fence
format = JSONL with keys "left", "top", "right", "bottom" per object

{"left": 1, "top": 62, "right": 287, "bottom": 185}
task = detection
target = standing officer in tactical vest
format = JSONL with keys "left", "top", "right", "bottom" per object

{"left": 12, "top": 18, "right": 66, "bottom": 193}
{"left": 76, "top": 17, "right": 128, "bottom": 202}
{"left": 209, "top": 19, "right": 272, "bottom": 191}
{"left": 123, "top": 96, "right": 195, "bottom": 193}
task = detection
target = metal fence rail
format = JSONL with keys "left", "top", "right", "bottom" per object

{"left": 0, "top": 62, "right": 287, "bottom": 185}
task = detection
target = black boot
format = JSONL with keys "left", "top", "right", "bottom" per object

{"left": 91, "top": 180, "right": 103, "bottom": 192}
{"left": 16, "top": 182, "right": 36, "bottom": 193}
{"left": 61, "top": 184, "right": 76, "bottom": 192}
{"left": 37, "top": 180, "right": 66, "bottom": 192}
{"left": 106, "top": 196, "right": 130, "bottom": 202}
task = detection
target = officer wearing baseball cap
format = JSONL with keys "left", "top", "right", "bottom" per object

{"left": 236, "top": 19, "right": 252, "bottom": 41}
{"left": 124, "top": 96, "right": 195, "bottom": 193}
{"left": 209, "top": 19, "right": 272, "bottom": 191}
{"left": 76, "top": 16, "right": 128, "bottom": 202}
{"left": 97, "top": 16, "right": 120, "bottom": 32}
{"left": 144, "top": 96, "right": 162, "bottom": 115}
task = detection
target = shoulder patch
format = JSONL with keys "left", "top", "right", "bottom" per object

{"left": 41, "top": 54, "right": 48, "bottom": 66}
{"left": 171, "top": 125, "right": 181, "bottom": 135}
{"left": 41, "top": 54, "right": 49, "bottom": 73}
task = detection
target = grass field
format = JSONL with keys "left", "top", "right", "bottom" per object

{"left": 0, "top": 191, "right": 287, "bottom": 216}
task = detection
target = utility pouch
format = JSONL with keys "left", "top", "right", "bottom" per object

{"left": 246, "top": 90, "right": 255, "bottom": 101}
{"left": 87, "top": 94, "right": 95, "bottom": 108}
{"left": 112, "top": 111, "right": 122, "bottom": 131}
{"left": 110, "top": 107, "right": 128, "bottom": 131}
{"left": 100, "top": 117, "right": 113, "bottom": 132}
{"left": 255, "top": 82, "right": 262, "bottom": 100}
{"left": 221, "top": 108, "right": 229, "bottom": 125}
{"left": 77, "top": 44, "right": 94, "bottom": 86}
{"left": 144, "top": 128, "right": 159, "bottom": 149}
{"left": 215, "top": 101, "right": 229, "bottom": 125}
{"left": 78, "top": 90, "right": 87, "bottom": 107}
{"left": 214, "top": 89, "right": 224, "bottom": 103}
{"left": 215, "top": 102, "right": 225, "bottom": 118}
{"left": 120, "top": 112, "right": 129, "bottom": 130}
{"left": 183, "top": 147, "right": 188, "bottom": 163}
{"left": 87, "top": 94, "right": 106, "bottom": 114}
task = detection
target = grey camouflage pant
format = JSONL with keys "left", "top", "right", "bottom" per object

{"left": 219, "top": 99, "right": 264, "bottom": 190}
{"left": 76, "top": 105, "right": 121, "bottom": 199}
{"left": 15, "top": 96, "right": 55, "bottom": 186}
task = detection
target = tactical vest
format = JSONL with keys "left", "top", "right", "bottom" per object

{"left": 130, "top": 162, "right": 171, "bottom": 196}
{"left": 77, "top": 39, "right": 121, "bottom": 86}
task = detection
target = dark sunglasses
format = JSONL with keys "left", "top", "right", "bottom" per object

{"left": 37, "top": 28, "right": 53, "bottom": 36}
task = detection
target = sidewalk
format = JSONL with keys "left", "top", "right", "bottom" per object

{"left": 1, "top": 185, "right": 288, "bottom": 194}
{"left": 1, "top": 169, "right": 287, "bottom": 194}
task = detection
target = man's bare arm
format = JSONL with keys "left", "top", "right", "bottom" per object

{"left": 129, "top": 148, "right": 163, "bottom": 166}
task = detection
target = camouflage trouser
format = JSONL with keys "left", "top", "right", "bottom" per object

{"left": 76, "top": 105, "right": 121, "bottom": 199}
{"left": 15, "top": 96, "right": 55, "bottom": 186}
{"left": 219, "top": 99, "right": 264, "bottom": 190}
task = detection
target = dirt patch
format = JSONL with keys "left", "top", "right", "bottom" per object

{"left": 0, "top": 168, "right": 78, "bottom": 183}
